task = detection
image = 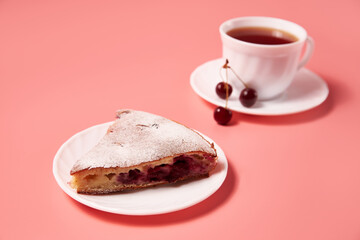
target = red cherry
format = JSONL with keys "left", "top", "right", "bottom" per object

{"left": 240, "top": 88, "right": 257, "bottom": 108}
{"left": 216, "top": 82, "right": 233, "bottom": 99}
{"left": 214, "top": 106, "right": 232, "bottom": 125}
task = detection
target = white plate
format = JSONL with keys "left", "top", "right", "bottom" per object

{"left": 53, "top": 122, "right": 228, "bottom": 215}
{"left": 190, "top": 58, "right": 329, "bottom": 115}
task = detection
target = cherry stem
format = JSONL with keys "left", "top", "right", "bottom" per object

{"left": 225, "top": 67, "right": 229, "bottom": 108}
{"left": 222, "top": 59, "right": 229, "bottom": 69}
{"left": 219, "top": 60, "right": 230, "bottom": 108}
{"left": 228, "top": 66, "right": 248, "bottom": 88}
{"left": 222, "top": 59, "right": 249, "bottom": 89}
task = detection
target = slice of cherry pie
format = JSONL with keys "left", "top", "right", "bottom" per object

{"left": 70, "top": 110, "right": 218, "bottom": 194}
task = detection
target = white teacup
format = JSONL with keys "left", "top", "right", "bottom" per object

{"left": 220, "top": 16, "right": 314, "bottom": 100}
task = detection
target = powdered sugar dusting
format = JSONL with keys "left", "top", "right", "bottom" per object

{"left": 70, "top": 110, "right": 216, "bottom": 173}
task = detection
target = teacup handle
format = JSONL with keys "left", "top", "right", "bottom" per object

{"left": 297, "top": 36, "right": 314, "bottom": 70}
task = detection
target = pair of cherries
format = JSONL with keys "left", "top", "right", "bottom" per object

{"left": 214, "top": 60, "right": 258, "bottom": 125}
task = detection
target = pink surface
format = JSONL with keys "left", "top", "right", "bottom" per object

{"left": 1, "top": 0, "right": 360, "bottom": 239}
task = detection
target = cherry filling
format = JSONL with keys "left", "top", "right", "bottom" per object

{"left": 116, "top": 154, "right": 215, "bottom": 185}
{"left": 117, "top": 169, "right": 146, "bottom": 184}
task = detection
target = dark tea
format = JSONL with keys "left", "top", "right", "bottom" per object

{"left": 226, "top": 26, "right": 298, "bottom": 45}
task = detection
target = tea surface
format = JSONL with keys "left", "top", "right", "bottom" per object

{"left": 226, "top": 27, "right": 298, "bottom": 45}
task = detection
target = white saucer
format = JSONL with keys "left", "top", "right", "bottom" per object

{"left": 53, "top": 122, "right": 228, "bottom": 215}
{"left": 190, "top": 58, "right": 329, "bottom": 115}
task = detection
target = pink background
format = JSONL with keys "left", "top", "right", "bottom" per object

{"left": 1, "top": 0, "right": 360, "bottom": 239}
